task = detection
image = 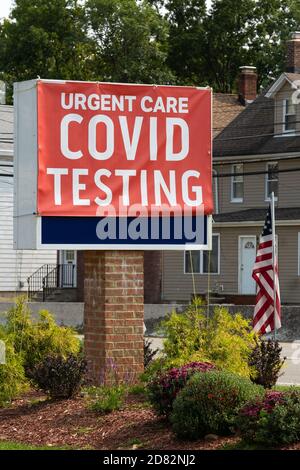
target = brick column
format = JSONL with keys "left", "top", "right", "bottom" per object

{"left": 84, "top": 250, "right": 144, "bottom": 385}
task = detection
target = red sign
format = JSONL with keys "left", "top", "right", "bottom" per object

{"left": 37, "top": 81, "right": 212, "bottom": 216}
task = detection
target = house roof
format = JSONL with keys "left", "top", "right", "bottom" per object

{"left": 213, "top": 93, "right": 244, "bottom": 137}
{"left": 213, "top": 73, "right": 300, "bottom": 159}
{"left": 0, "top": 95, "right": 243, "bottom": 157}
{"left": 0, "top": 105, "right": 13, "bottom": 154}
{"left": 265, "top": 72, "right": 300, "bottom": 98}
{"left": 214, "top": 207, "right": 300, "bottom": 223}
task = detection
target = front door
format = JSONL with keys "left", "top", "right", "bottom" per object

{"left": 239, "top": 236, "right": 257, "bottom": 295}
{"left": 60, "top": 250, "right": 77, "bottom": 288}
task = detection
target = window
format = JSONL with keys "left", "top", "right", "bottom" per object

{"left": 64, "top": 250, "right": 75, "bottom": 262}
{"left": 231, "top": 164, "right": 244, "bottom": 202}
{"left": 265, "top": 162, "right": 278, "bottom": 201}
{"left": 184, "top": 234, "right": 220, "bottom": 274}
{"left": 283, "top": 98, "right": 296, "bottom": 133}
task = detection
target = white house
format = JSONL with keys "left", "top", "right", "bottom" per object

{"left": 0, "top": 104, "right": 61, "bottom": 298}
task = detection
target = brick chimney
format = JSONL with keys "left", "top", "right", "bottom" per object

{"left": 238, "top": 66, "right": 257, "bottom": 105}
{"left": 286, "top": 32, "right": 300, "bottom": 73}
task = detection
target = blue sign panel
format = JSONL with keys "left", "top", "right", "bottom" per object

{"left": 40, "top": 215, "right": 210, "bottom": 250}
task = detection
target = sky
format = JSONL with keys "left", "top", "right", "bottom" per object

{"left": 0, "top": 0, "right": 212, "bottom": 19}
{"left": 0, "top": 0, "right": 12, "bottom": 19}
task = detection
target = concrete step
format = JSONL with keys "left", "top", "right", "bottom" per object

{"left": 29, "top": 288, "right": 77, "bottom": 302}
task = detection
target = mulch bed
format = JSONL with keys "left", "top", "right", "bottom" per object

{"left": 0, "top": 391, "right": 238, "bottom": 450}
{"left": 2, "top": 391, "right": 299, "bottom": 450}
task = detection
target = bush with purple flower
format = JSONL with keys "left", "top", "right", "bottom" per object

{"left": 147, "top": 361, "right": 215, "bottom": 416}
{"left": 236, "top": 389, "right": 300, "bottom": 446}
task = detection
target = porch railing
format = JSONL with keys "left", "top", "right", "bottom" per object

{"left": 27, "top": 264, "right": 75, "bottom": 301}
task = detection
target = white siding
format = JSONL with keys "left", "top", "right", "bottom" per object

{"left": 0, "top": 177, "right": 57, "bottom": 292}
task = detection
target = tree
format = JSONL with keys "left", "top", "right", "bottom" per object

{"left": 0, "top": 0, "right": 95, "bottom": 102}
{"left": 2, "top": 0, "right": 300, "bottom": 100}
{"left": 85, "top": 0, "right": 174, "bottom": 84}
{"left": 201, "top": 0, "right": 257, "bottom": 93}
{"left": 157, "top": 0, "right": 207, "bottom": 85}
{"left": 250, "top": 0, "right": 299, "bottom": 89}
{"left": 201, "top": 0, "right": 300, "bottom": 93}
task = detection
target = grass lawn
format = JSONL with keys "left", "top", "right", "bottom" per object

{"left": 0, "top": 441, "right": 68, "bottom": 450}
{"left": 275, "top": 385, "right": 300, "bottom": 392}
{"left": 222, "top": 441, "right": 274, "bottom": 451}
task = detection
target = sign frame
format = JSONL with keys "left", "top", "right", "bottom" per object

{"left": 36, "top": 215, "right": 212, "bottom": 251}
{"left": 14, "top": 79, "right": 213, "bottom": 251}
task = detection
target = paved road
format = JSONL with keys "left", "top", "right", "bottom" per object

{"left": 146, "top": 338, "right": 300, "bottom": 386}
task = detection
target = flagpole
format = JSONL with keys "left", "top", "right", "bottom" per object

{"left": 271, "top": 192, "right": 276, "bottom": 341}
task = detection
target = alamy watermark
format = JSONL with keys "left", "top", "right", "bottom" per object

{"left": 94, "top": 201, "right": 207, "bottom": 244}
{"left": 291, "top": 80, "right": 300, "bottom": 105}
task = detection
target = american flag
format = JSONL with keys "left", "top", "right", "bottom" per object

{"left": 252, "top": 206, "right": 281, "bottom": 334}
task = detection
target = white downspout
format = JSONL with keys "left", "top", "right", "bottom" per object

{"left": 213, "top": 169, "right": 219, "bottom": 214}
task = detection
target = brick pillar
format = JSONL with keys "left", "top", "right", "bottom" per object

{"left": 84, "top": 250, "right": 144, "bottom": 385}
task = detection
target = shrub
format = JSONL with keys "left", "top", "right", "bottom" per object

{"left": 5, "top": 298, "right": 81, "bottom": 371}
{"left": 160, "top": 300, "right": 258, "bottom": 377}
{"left": 128, "top": 383, "right": 146, "bottom": 396}
{"left": 171, "top": 370, "right": 264, "bottom": 440}
{"left": 139, "top": 355, "right": 167, "bottom": 384}
{"left": 86, "top": 385, "right": 125, "bottom": 413}
{"left": 160, "top": 298, "right": 207, "bottom": 365}
{"left": 236, "top": 390, "right": 300, "bottom": 446}
{"left": 249, "top": 339, "right": 285, "bottom": 389}
{"left": 0, "top": 329, "right": 28, "bottom": 407}
{"left": 148, "top": 361, "right": 215, "bottom": 416}
{"left": 144, "top": 338, "right": 158, "bottom": 368}
{"left": 27, "top": 354, "right": 87, "bottom": 399}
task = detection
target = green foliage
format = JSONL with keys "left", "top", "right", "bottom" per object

{"left": 161, "top": 0, "right": 207, "bottom": 85}
{"left": 160, "top": 300, "right": 257, "bottom": 377}
{"left": 0, "top": 327, "right": 28, "bottom": 407}
{"left": 154, "top": 0, "right": 300, "bottom": 92}
{"left": 248, "top": 0, "right": 299, "bottom": 89}
{"left": 85, "top": 0, "right": 174, "bottom": 84}
{"left": 27, "top": 354, "right": 87, "bottom": 399}
{"left": 5, "top": 298, "right": 81, "bottom": 372}
{"left": 171, "top": 370, "right": 264, "bottom": 440}
{"left": 0, "top": 441, "right": 68, "bottom": 450}
{"left": 86, "top": 385, "right": 125, "bottom": 413}
{"left": 0, "top": 0, "right": 95, "bottom": 102}
{"left": 139, "top": 356, "right": 167, "bottom": 384}
{"left": 160, "top": 298, "right": 206, "bottom": 363}
{"left": 1, "top": 0, "right": 300, "bottom": 99}
{"left": 249, "top": 339, "right": 285, "bottom": 389}
{"left": 200, "top": 0, "right": 257, "bottom": 92}
{"left": 127, "top": 383, "right": 146, "bottom": 397}
{"left": 147, "top": 361, "right": 215, "bottom": 416}
{"left": 144, "top": 338, "right": 158, "bottom": 368}
{"left": 236, "top": 390, "right": 300, "bottom": 446}
{"left": 0, "top": 298, "right": 81, "bottom": 404}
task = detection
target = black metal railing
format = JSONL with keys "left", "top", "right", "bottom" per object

{"left": 27, "top": 264, "right": 75, "bottom": 301}
{"left": 27, "top": 264, "right": 56, "bottom": 300}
